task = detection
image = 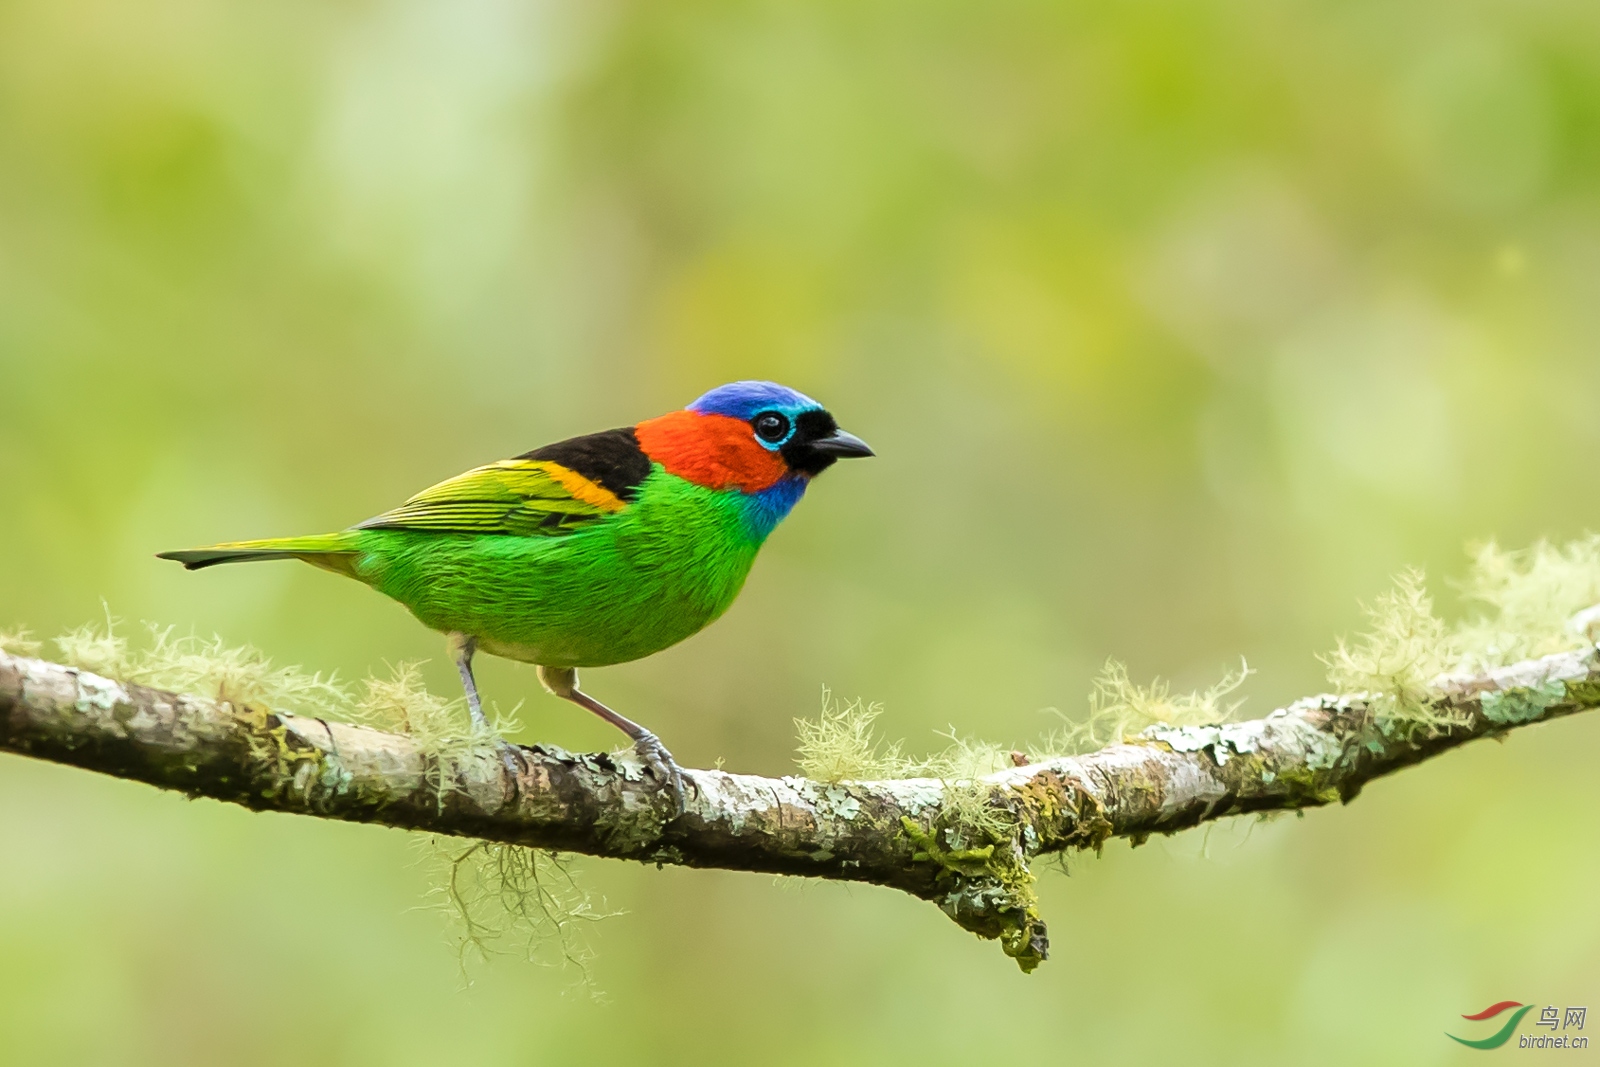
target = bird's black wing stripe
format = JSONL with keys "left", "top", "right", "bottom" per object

{"left": 521, "top": 426, "right": 653, "bottom": 502}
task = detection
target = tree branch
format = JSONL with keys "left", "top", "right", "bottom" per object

{"left": 3, "top": 645, "right": 1596, "bottom": 971}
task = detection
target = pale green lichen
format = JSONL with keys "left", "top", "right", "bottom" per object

{"left": 421, "top": 836, "right": 614, "bottom": 989}
{"left": 1321, "top": 567, "right": 1464, "bottom": 739}
{"left": 933, "top": 774, "right": 1016, "bottom": 846}
{"left": 349, "top": 661, "right": 524, "bottom": 809}
{"left": 1321, "top": 538, "right": 1600, "bottom": 705}
{"left": 1480, "top": 679, "right": 1567, "bottom": 725}
{"left": 795, "top": 691, "right": 1016, "bottom": 849}
{"left": 56, "top": 616, "right": 348, "bottom": 719}
{"left": 13, "top": 530, "right": 1599, "bottom": 978}
{"left": 820, "top": 784, "right": 862, "bottom": 821}
{"left": 878, "top": 778, "right": 946, "bottom": 818}
{"left": 793, "top": 664, "right": 1256, "bottom": 789}
{"left": 1454, "top": 537, "right": 1600, "bottom": 670}
{"left": 797, "top": 691, "right": 1033, "bottom": 958}
{"left": 49, "top": 616, "right": 528, "bottom": 772}
{"left": 350, "top": 661, "right": 457, "bottom": 738}
{"left": 796, "top": 688, "right": 1016, "bottom": 783}
{"left": 790, "top": 537, "right": 1600, "bottom": 971}
{"left": 1319, "top": 541, "right": 1600, "bottom": 741}
{"left": 1277, "top": 701, "right": 1348, "bottom": 771}
{"left": 35, "top": 614, "right": 597, "bottom": 979}
{"left": 0, "top": 628, "right": 42, "bottom": 656}
{"left": 1036, "top": 657, "right": 1253, "bottom": 757}
{"left": 1144, "top": 718, "right": 1265, "bottom": 765}
{"left": 795, "top": 687, "right": 911, "bottom": 780}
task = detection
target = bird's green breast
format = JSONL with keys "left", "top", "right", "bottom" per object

{"left": 348, "top": 469, "right": 767, "bottom": 668}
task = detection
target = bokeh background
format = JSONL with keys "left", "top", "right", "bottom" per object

{"left": 4, "top": 0, "right": 1600, "bottom": 1063}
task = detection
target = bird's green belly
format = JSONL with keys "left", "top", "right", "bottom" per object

{"left": 349, "top": 485, "right": 762, "bottom": 668}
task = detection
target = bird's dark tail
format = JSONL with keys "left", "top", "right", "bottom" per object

{"left": 157, "top": 533, "right": 359, "bottom": 574}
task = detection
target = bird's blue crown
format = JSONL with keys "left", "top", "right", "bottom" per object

{"left": 688, "top": 381, "right": 822, "bottom": 421}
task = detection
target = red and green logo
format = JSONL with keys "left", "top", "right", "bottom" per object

{"left": 1448, "top": 1001, "right": 1535, "bottom": 1049}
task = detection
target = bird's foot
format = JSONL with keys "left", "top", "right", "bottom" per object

{"left": 633, "top": 730, "right": 686, "bottom": 816}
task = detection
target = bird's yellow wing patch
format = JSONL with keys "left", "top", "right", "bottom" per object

{"left": 357, "top": 459, "right": 626, "bottom": 537}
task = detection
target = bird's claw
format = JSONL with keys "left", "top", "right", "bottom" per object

{"left": 633, "top": 731, "right": 686, "bottom": 816}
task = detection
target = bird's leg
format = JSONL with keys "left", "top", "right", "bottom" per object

{"left": 448, "top": 632, "right": 524, "bottom": 782}
{"left": 448, "top": 633, "right": 492, "bottom": 734}
{"left": 537, "top": 665, "right": 686, "bottom": 814}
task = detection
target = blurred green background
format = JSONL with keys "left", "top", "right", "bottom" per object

{"left": 3, "top": 0, "right": 1599, "bottom": 1063}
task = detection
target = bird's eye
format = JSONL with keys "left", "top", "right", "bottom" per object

{"left": 753, "top": 412, "right": 791, "bottom": 443}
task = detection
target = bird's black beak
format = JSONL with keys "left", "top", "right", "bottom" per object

{"left": 808, "top": 428, "right": 875, "bottom": 458}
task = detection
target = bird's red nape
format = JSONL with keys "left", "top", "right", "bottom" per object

{"left": 634, "top": 410, "right": 793, "bottom": 493}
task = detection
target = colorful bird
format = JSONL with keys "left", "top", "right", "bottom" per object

{"left": 158, "top": 381, "right": 873, "bottom": 808}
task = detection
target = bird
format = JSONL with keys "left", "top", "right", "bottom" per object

{"left": 157, "top": 380, "right": 873, "bottom": 810}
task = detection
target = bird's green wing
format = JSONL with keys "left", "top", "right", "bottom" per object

{"left": 356, "top": 459, "right": 628, "bottom": 537}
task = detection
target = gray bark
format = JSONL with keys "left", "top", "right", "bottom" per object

{"left": 3, "top": 646, "right": 1595, "bottom": 971}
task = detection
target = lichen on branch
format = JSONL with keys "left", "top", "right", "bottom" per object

{"left": 4, "top": 537, "right": 1600, "bottom": 972}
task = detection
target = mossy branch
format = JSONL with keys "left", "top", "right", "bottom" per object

{"left": 5, "top": 640, "right": 1597, "bottom": 972}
